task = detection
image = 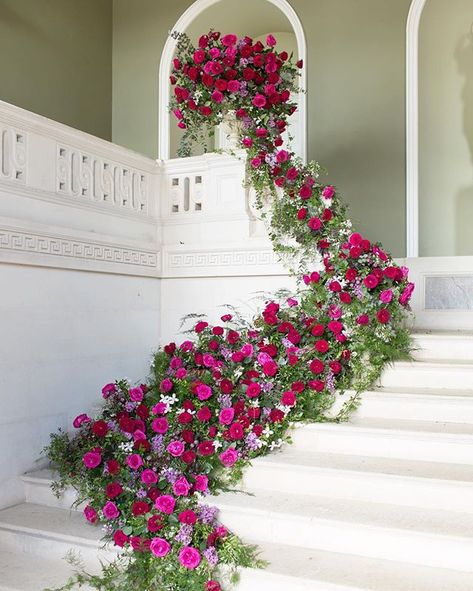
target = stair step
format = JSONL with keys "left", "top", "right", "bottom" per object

{"left": 0, "top": 548, "right": 96, "bottom": 591}
{"left": 412, "top": 331, "right": 473, "bottom": 362}
{"left": 340, "top": 388, "right": 473, "bottom": 423}
{"left": 237, "top": 542, "right": 473, "bottom": 591}
{"left": 22, "top": 470, "right": 83, "bottom": 511}
{"left": 0, "top": 503, "right": 115, "bottom": 565}
{"left": 291, "top": 422, "right": 473, "bottom": 464}
{"left": 380, "top": 360, "right": 473, "bottom": 390}
{"left": 212, "top": 489, "right": 473, "bottom": 572}
{"left": 244, "top": 450, "right": 473, "bottom": 513}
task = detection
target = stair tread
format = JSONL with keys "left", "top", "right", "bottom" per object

{"left": 349, "top": 417, "right": 473, "bottom": 435}
{"left": 0, "top": 547, "right": 96, "bottom": 591}
{"left": 212, "top": 488, "right": 473, "bottom": 540}
{"left": 0, "top": 503, "right": 103, "bottom": 546}
{"left": 256, "top": 449, "right": 473, "bottom": 483}
{"left": 391, "top": 359, "right": 473, "bottom": 368}
{"left": 364, "top": 386, "right": 473, "bottom": 398}
{"left": 299, "top": 420, "right": 473, "bottom": 440}
{"left": 244, "top": 541, "right": 473, "bottom": 591}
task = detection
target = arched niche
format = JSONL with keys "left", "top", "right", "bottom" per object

{"left": 157, "top": 0, "right": 307, "bottom": 161}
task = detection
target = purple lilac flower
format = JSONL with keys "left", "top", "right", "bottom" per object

{"left": 161, "top": 467, "right": 180, "bottom": 484}
{"left": 218, "top": 393, "right": 232, "bottom": 408}
{"left": 326, "top": 370, "right": 336, "bottom": 394}
{"left": 198, "top": 504, "right": 219, "bottom": 525}
{"left": 245, "top": 431, "right": 261, "bottom": 451}
{"left": 220, "top": 347, "right": 232, "bottom": 360}
{"left": 136, "top": 488, "right": 147, "bottom": 499}
{"left": 151, "top": 435, "right": 164, "bottom": 454}
{"left": 106, "top": 420, "right": 119, "bottom": 432}
{"left": 262, "top": 407, "right": 271, "bottom": 418}
{"left": 239, "top": 58, "right": 249, "bottom": 67}
{"left": 175, "top": 524, "right": 193, "bottom": 545}
{"left": 262, "top": 382, "right": 274, "bottom": 392}
{"left": 125, "top": 402, "right": 137, "bottom": 413}
{"left": 204, "top": 547, "right": 219, "bottom": 567}
{"left": 353, "top": 280, "right": 364, "bottom": 301}
{"left": 281, "top": 337, "right": 293, "bottom": 348}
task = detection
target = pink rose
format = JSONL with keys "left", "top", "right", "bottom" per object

{"left": 126, "top": 454, "right": 143, "bottom": 470}
{"left": 203, "top": 354, "right": 216, "bottom": 368}
{"left": 379, "top": 289, "right": 393, "bottom": 304}
{"left": 251, "top": 157, "right": 262, "bottom": 168}
{"left": 84, "top": 505, "right": 97, "bottom": 524}
{"left": 363, "top": 274, "right": 379, "bottom": 289}
{"left": 83, "top": 450, "right": 101, "bottom": 469}
{"left": 101, "top": 383, "right": 116, "bottom": 398}
{"left": 276, "top": 149, "right": 290, "bottom": 163}
{"left": 242, "top": 137, "right": 253, "bottom": 147}
{"left": 221, "top": 33, "right": 237, "bottom": 46}
{"left": 219, "top": 447, "right": 239, "bottom": 467}
{"left": 152, "top": 417, "right": 169, "bottom": 434}
{"left": 152, "top": 402, "right": 167, "bottom": 415}
{"left": 141, "top": 469, "right": 158, "bottom": 486}
{"left": 196, "top": 383, "right": 213, "bottom": 401}
{"left": 266, "top": 34, "right": 277, "bottom": 47}
{"left": 160, "top": 378, "right": 173, "bottom": 393}
{"left": 228, "top": 80, "right": 240, "bottom": 93}
{"left": 349, "top": 232, "right": 363, "bottom": 246}
{"left": 73, "top": 413, "right": 91, "bottom": 428}
{"left": 193, "top": 49, "right": 206, "bottom": 64}
{"left": 211, "top": 90, "right": 224, "bottom": 103}
{"left": 176, "top": 367, "right": 187, "bottom": 379}
{"left": 241, "top": 343, "right": 254, "bottom": 357}
{"left": 150, "top": 537, "right": 171, "bottom": 557}
{"left": 209, "top": 47, "right": 221, "bottom": 58}
{"left": 194, "top": 474, "right": 209, "bottom": 493}
{"left": 129, "top": 386, "right": 144, "bottom": 402}
{"left": 219, "top": 407, "right": 235, "bottom": 425}
{"left": 399, "top": 282, "right": 415, "bottom": 305}
{"left": 167, "top": 440, "right": 185, "bottom": 457}
{"left": 155, "top": 495, "right": 176, "bottom": 514}
{"left": 103, "top": 501, "right": 119, "bottom": 520}
{"left": 179, "top": 546, "right": 201, "bottom": 569}
{"left": 322, "top": 185, "right": 335, "bottom": 199}
{"left": 246, "top": 382, "right": 261, "bottom": 398}
{"left": 173, "top": 476, "right": 191, "bottom": 497}
{"left": 252, "top": 94, "right": 267, "bottom": 108}
{"left": 356, "top": 314, "right": 370, "bottom": 325}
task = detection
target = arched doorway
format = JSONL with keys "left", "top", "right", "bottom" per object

{"left": 406, "top": 0, "right": 473, "bottom": 257}
{"left": 157, "top": 0, "right": 307, "bottom": 161}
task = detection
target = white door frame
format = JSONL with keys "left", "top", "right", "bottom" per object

{"left": 157, "top": 0, "right": 307, "bottom": 162}
{"left": 406, "top": 0, "right": 428, "bottom": 257}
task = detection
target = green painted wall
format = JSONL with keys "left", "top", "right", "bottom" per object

{"left": 419, "top": 0, "right": 473, "bottom": 256}
{"left": 112, "top": 0, "right": 411, "bottom": 256}
{"left": 0, "top": 0, "right": 112, "bottom": 140}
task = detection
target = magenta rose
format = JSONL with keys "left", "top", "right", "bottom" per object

{"left": 179, "top": 546, "right": 201, "bottom": 570}
{"left": 219, "top": 447, "right": 239, "bottom": 467}
{"left": 129, "top": 386, "right": 144, "bottom": 402}
{"left": 167, "top": 440, "right": 185, "bottom": 457}
{"left": 73, "top": 413, "right": 91, "bottom": 429}
{"left": 101, "top": 383, "right": 116, "bottom": 398}
{"left": 126, "top": 454, "right": 143, "bottom": 470}
{"left": 322, "top": 185, "right": 335, "bottom": 199}
{"left": 83, "top": 505, "right": 97, "bottom": 524}
{"left": 266, "top": 34, "right": 277, "bottom": 46}
{"left": 196, "top": 383, "right": 212, "bottom": 401}
{"left": 160, "top": 378, "right": 173, "bottom": 393}
{"left": 221, "top": 34, "right": 237, "bottom": 47}
{"left": 155, "top": 495, "right": 176, "bottom": 514}
{"left": 141, "top": 469, "right": 158, "bottom": 486}
{"left": 219, "top": 407, "right": 235, "bottom": 425}
{"left": 152, "top": 417, "right": 169, "bottom": 434}
{"left": 379, "top": 289, "right": 393, "bottom": 304}
{"left": 150, "top": 537, "right": 171, "bottom": 558}
{"left": 399, "top": 282, "right": 415, "bottom": 305}
{"left": 103, "top": 501, "right": 119, "bottom": 520}
{"left": 252, "top": 94, "right": 267, "bottom": 108}
{"left": 194, "top": 474, "right": 209, "bottom": 493}
{"left": 173, "top": 476, "right": 191, "bottom": 497}
{"left": 83, "top": 450, "right": 101, "bottom": 469}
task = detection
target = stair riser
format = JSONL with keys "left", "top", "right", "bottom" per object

{"left": 413, "top": 336, "right": 473, "bottom": 362}
{"left": 243, "top": 465, "right": 473, "bottom": 514}
{"left": 0, "top": 527, "right": 114, "bottom": 565}
{"left": 216, "top": 505, "right": 473, "bottom": 573}
{"left": 236, "top": 569, "right": 358, "bottom": 591}
{"left": 23, "top": 481, "right": 81, "bottom": 511}
{"left": 355, "top": 395, "right": 473, "bottom": 424}
{"left": 380, "top": 365, "right": 473, "bottom": 390}
{"left": 291, "top": 429, "right": 473, "bottom": 465}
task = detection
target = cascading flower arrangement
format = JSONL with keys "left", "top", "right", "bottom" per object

{"left": 45, "top": 30, "right": 414, "bottom": 591}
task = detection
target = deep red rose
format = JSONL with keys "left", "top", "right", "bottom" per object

{"left": 105, "top": 482, "right": 123, "bottom": 499}
{"left": 229, "top": 422, "right": 244, "bottom": 440}
{"left": 113, "top": 530, "right": 129, "bottom": 547}
{"left": 270, "top": 409, "right": 284, "bottom": 423}
{"left": 178, "top": 411, "right": 193, "bottom": 424}
{"left": 197, "top": 406, "right": 212, "bottom": 422}
{"left": 182, "top": 450, "right": 197, "bottom": 465}
{"left": 132, "top": 501, "right": 150, "bottom": 516}
{"left": 310, "top": 359, "right": 325, "bottom": 374}
{"left": 182, "top": 429, "right": 194, "bottom": 443}
{"left": 92, "top": 420, "right": 108, "bottom": 438}
{"left": 309, "top": 379, "right": 325, "bottom": 392}
{"left": 147, "top": 514, "right": 164, "bottom": 532}
{"left": 198, "top": 440, "right": 215, "bottom": 456}
{"left": 107, "top": 459, "right": 120, "bottom": 476}
{"left": 377, "top": 308, "right": 391, "bottom": 324}
{"left": 136, "top": 404, "right": 149, "bottom": 419}
{"left": 253, "top": 424, "right": 263, "bottom": 436}
{"left": 179, "top": 509, "right": 197, "bottom": 525}
{"left": 206, "top": 580, "right": 221, "bottom": 591}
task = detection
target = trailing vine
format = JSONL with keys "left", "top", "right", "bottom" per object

{"left": 45, "top": 30, "right": 414, "bottom": 591}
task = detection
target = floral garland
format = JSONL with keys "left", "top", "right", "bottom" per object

{"left": 46, "top": 31, "right": 414, "bottom": 591}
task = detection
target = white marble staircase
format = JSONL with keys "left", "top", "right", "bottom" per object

{"left": 1, "top": 331, "right": 473, "bottom": 590}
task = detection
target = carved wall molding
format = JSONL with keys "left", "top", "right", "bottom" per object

{"left": 0, "top": 124, "right": 27, "bottom": 183}
{"left": 0, "top": 221, "right": 160, "bottom": 277}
